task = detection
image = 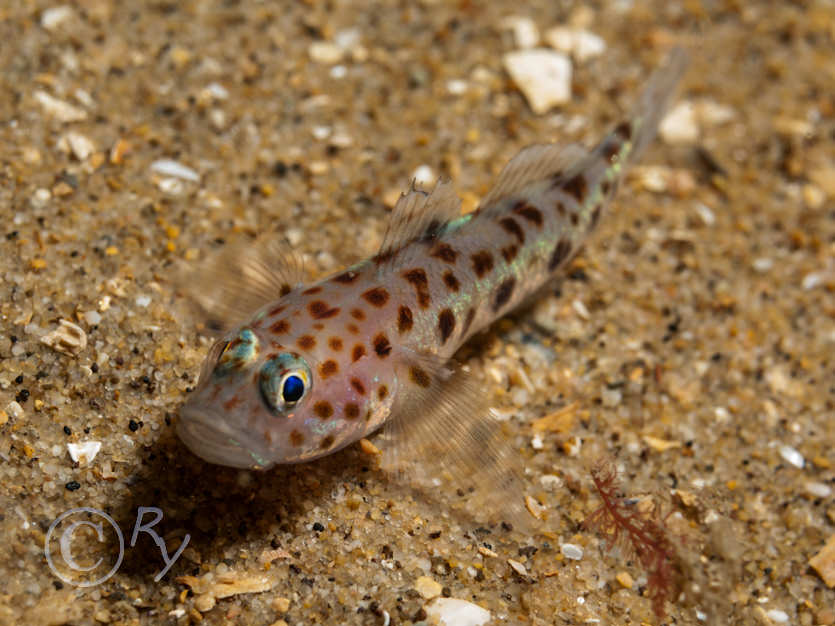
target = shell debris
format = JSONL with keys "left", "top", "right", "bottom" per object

{"left": 40, "top": 319, "right": 87, "bottom": 356}
{"left": 502, "top": 49, "right": 572, "bottom": 114}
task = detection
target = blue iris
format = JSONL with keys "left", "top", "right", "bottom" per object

{"left": 282, "top": 375, "right": 305, "bottom": 403}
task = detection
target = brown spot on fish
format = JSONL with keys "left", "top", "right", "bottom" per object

{"left": 471, "top": 250, "right": 494, "bottom": 278}
{"left": 290, "top": 430, "right": 305, "bottom": 446}
{"left": 397, "top": 305, "right": 414, "bottom": 333}
{"left": 268, "top": 304, "right": 286, "bottom": 317}
{"left": 313, "top": 401, "right": 333, "bottom": 419}
{"left": 590, "top": 204, "right": 602, "bottom": 228}
{"left": 555, "top": 201, "right": 566, "bottom": 216}
{"left": 570, "top": 212, "right": 579, "bottom": 226}
{"left": 319, "top": 359, "right": 339, "bottom": 378}
{"left": 328, "top": 337, "right": 343, "bottom": 351}
{"left": 492, "top": 277, "right": 516, "bottom": 311}
{"left": 270, "top": 319, "right": 290, "bottom": 334}
{"left": 548, "top": 239, "right": 572, "bottom": 271}
{"left": 499, "top": 216, "right": 525, "bottom": 243}
{"left": 309, "top": 300, "right": 340, "bottom": 319}
{"left": 562, "top": 173, "right": 587, "bottom": 201}
{"left": 362, "top": 287, "right": 390, "bottom": 307}
{"left": 350, "top": 308, "right": 365, "bottom": 320}
{"left": 501, "top": 245, "right": 519, "bottom": 263}
{"left": 513, "top": 201, "right": 543, "bottom": 227}
{"left": 373, "top": 249, "right": 395, "bottom": 265}
{"left": 378, "top": 384, "right": 388, "bottom": 400}
{"left": 438, "top": 308, "right": 455, "bottom": 344}
{"left": 409, "top": 365, "right": 431, "bottom": 388}
{"left": 402, "top": 268, "right": 431, "bottom": 308}
{"left": 223, "top": 396, "right": 241, "bottom": 411}
{"left": 320, "top": 434, "right": 335, "bottom": 449}
{"left": 373, "top": 333, "right": 391, "bottom": 358}
{"left": 346, "top": 323, "right": 360, "bottom": 334}
{"left": 303, "top": 286, "right": 322, "bottom": 295}
{"left": 461, "top": 307, "right": 476, "bottom": 336}
{"left": 333, "top": 270, "right": 360, "bottom": 284}
{"left": 297, "top": 334, "right": 316, "bottom": 350}
{"left": 352, "top": 344, "right": 366, "bottom": 362}
{"left": 614, "top": 120, "right": 631, "bottom": 141}
{"left": 430, "top": 242, "right": 458, "bottom": 264}
{"left": 344, "top": 403, "right": 360, "bottom": 420}
{"left": 350, "top": 377, "right": 366, "bottom": 395}
{"left": 280, "top": 284, "right": 292, "bottom": 296}
{"left": 442, "top": 270, "right": 460, "bottom": 292}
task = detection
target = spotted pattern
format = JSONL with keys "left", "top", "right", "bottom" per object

{"left": 362, "top": 287, "right": 390, "bottom": 307}
{"left": 397, "top": 305, "right": 413, "bottom": 333}
{"left": 313, "top": 401, "right": 333, "bottom": 419}
{"left": 270, "top": 319, "right": 290, "bottom": 334}
{"left": 328, "top": 337, "right": 343, "bottom": 351}
{"left": 471, "top": 251, "right": 494, "bottom": 278}
{"left": 309, "top": 300, "right": 340, "bottom": 319}
{"left": 430, "top": 243, "right": 458, "bottom": 264}
{"left": 352, "top": 344, "right": 366, "bottom": 362}
{"left": 548, "top": 240, "right": 572, "bottom": 272}
{"left": 333, "top": 270, "right": 359, "bottom": 283}
{"left": 442, "top": 270, "right": 460, "bottom": 291}
{"left": 377, "top": 384, "right": 388, "bottom": 400}
{"left": 373, "top": 333, "right": 391, "bottom": 358}
{"left": 438, "top": 308, "right": 455, "bottom": 344}
{"left": 350, "top": 377, "right": 366, "bottom": 395}
{"left": 297, "top": 334, "right": 316, "bottom": 350}
{"left": 402, "top": 268, "right": 431, "bottom": 308}
{"left": 498, "top": 216, "right": 525, "bottom": 243}
{"left": 319, "top": 359, "right": 339, "bottom": 378}
{"left": 268, "top": 304, "right": 285, "bottom": 317}
{"left": 500, "top": 245, "right": 518, "bottom": 264}
{"left": 562, "top": 173, "right": 587, "bottom": 202}
{"left": 409, "top": 365, "right": 431, "bottom": 388}
{"left": 320, "top": 434, "right": 335, "bottom": 449}
{"left": 351, "top": 308, "right": 366, "bottom": 320}
{"left": 492, "top": 277, "right": 516, "bottom": 311}
{"left": 303, "top": 286, "right": 322, "bottom": 295}
{"left": 513, "top": 201, "right": 543, "bottom": 227}
{"left": 344, "top": 403, "right": 360, "bottom": 419}
{"left": 290, "top": 430, "right": 305, "bottom": 446}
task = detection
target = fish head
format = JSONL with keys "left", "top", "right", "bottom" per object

{"left": 177, "top": 302, "right": 397, "bottom": 469}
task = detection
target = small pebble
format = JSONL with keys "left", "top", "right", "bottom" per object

{"left": 615, "top": 571, "right": 633, "bottom": 588}
{"left": 544, "top": 27, "right": 606, "bottom": 62}
{"left": 507, "top": 559, "right": 527, "bottom": 576}
{"left": 765, "top": 609, "right": 789, "bottom": 623}
{"left": 778, "top": 445, "right": 804, "bottom": 469}
{"left": 414, "top": 575, "right": 443, "bottom": 599}
{"left": 502, "top": 49, "right": 572, "bottom": 114}
{"left": 424, "top": 598, "right": 491, "bottom": 626}
{"left": 309, "top": 41, "right": 343, "bottom": 64}
{"left": 694, "top": 202, "right": 716, "bottom": 226}
{"left": 58, "top": 131, "right": 96, "bottom": 161}
{"left": 6, "top": 401, "right": 23, "bottom": 419}
{"left": 501, "top": 16, "right": 539, "bottom": 49}
{"left": 810, "top": 534, "right": 835, "bottom": 587}
{"left": 752, "top": 257, "right": 773, "bottom": 273}
{"left": 805, "top": 482, "right": 832, "bottom": 498}
{"left": 659, "top": 101, "right": 699, "bottom": 145}
{"left": 412, "top": 164, "right": 435, "bottom": 186}
{"left": 41, "top": 5, "right": 74, "bottom": 31}
{"left": 560, "top": 543, "right": 584, "bottom": 560}
{"left": 40, "top": 319, "right": 87, "bottom": 356}
{"left": 150, "top": 159, "right": 200, "bottom": 182}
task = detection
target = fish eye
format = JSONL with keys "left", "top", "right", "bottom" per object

{"left": 260, "top": 354, "right": 312, "bottom": 413}
{"left": 281, "top": 374, "right": 305, "bottom": 403}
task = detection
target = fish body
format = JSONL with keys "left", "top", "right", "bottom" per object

{"left": 177, "top": 50, "right": 687, "bottom": 519}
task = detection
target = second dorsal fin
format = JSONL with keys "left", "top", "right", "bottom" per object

{"left": 479, "top": 143, "right": 589, "bottom": 209}
{"left": 377, "top": 180, "right": 462, "bottom": 260}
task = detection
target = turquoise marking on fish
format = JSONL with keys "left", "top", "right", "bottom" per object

{"left": 176, "top": 50, "right": 688, "bottom": 529}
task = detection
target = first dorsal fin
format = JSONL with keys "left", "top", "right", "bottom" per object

{"left": 479, "top": 143, "right": 589, "bottom": 209}
{"left": 377, "top": 179, "right": 462, "bottom": 260}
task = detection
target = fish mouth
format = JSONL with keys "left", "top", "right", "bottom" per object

{"left": 176, "top": 404, "right": 275, "bottom": 470}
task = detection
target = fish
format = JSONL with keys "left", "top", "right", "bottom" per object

{"left": 176, "top": 49, "right": 688, "bottom": 528}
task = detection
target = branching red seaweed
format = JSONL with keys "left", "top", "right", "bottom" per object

{"left": 582, "top": 461, "right": 684, "bottom": 619}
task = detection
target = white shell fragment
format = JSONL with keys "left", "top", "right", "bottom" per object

{"left": 58, "top": 131, "right": 96, "bottom": 161}
{"left": 424, "top": 598, "right": 491, "bottom": 626}
{"left": 34, "top": 90, "right": 87, "bottom": 123}
{"left": 503, "top": 49, "right": 572, "bottom": 114}
{"left": 67, "top": 441, "right": 102, "bottom": 465}
{"left": 41, "top": 5, "right": 74, "bottom": 31}
{"left": 40, "top": 319, "right": 87, "bottom": 356}
{"left": 561, "top": 543, "right": 584, "bottom": 560}
{"left": 150, "top": 159, "right": 200, "bottom": 182}
{"left": 544, "top": 27, "right": 606, "bottom": 62}
{"left": 779, "top": 445, "right": 805, "bottom": 469}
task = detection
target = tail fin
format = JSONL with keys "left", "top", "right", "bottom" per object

{"left": 626, "top": 47, "right": 690, "bottom": 163}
